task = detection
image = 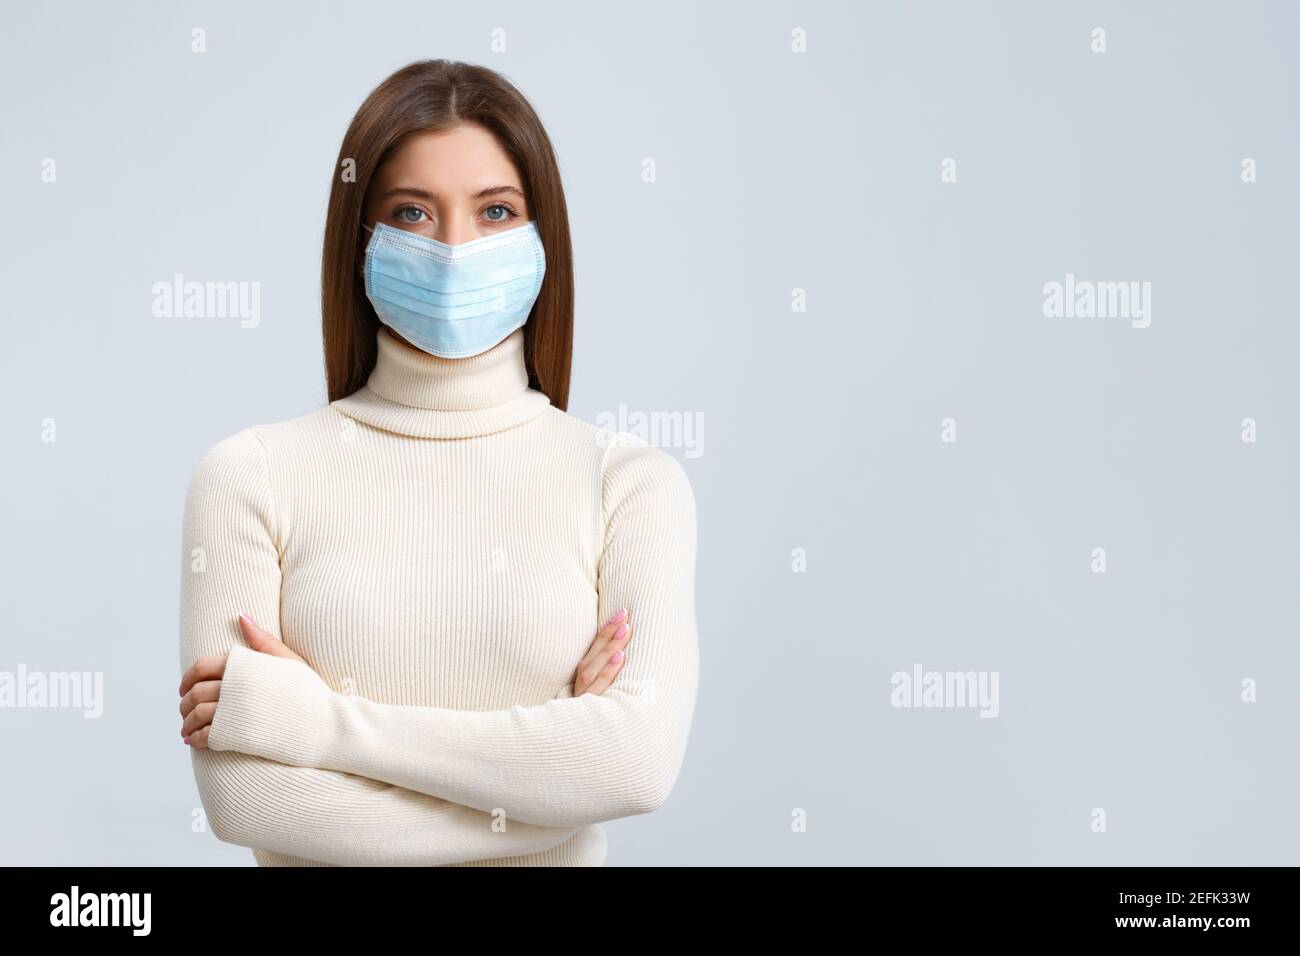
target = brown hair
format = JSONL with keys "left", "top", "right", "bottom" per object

{"left": 321, "top": 59, "right": 574, "bottom": 410}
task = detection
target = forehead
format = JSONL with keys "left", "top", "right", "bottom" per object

{"left": 374, "top": 124, "right": 522, "bottom": 193}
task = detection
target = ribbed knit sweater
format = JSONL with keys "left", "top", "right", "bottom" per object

{"left": 177, "top": 325, "right": 699, "bottom": 866}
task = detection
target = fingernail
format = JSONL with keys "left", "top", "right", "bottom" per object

{"left": 610, "top": 651, "right": 624, "bottom": 665}
{"left": 613, "top": 623, "right": 629, "bottom": 640}
{"left": 239, "top": 611, "right": 253, "bottom": 626}
{"left": 183, "top": 736, "right": 191, "bottom": 745}
{"left": 609, "top": 608, "right": 627, "bottom": 625}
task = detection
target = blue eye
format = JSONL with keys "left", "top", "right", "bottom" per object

{"left": 485, "top": 203, "right": 517, "bottom": 222}
{"left": 396, "top": 206, "right": 427, "bottom": 223}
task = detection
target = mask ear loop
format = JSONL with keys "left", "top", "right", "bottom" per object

{"left": 356, "top": 221, "right": 374, "bottom": 277}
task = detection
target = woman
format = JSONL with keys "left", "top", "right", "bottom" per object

{"left": 174, "top": 59, "right": 699, "bottom": 866}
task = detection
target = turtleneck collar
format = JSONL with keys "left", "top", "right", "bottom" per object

{"left": 330, "top": 326, "right": 552, "bottom": 439}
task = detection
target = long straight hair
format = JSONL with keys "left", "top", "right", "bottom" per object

{"left": 321, "top": 59, "right": 574, "bottom": 410}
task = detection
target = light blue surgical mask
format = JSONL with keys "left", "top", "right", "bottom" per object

{"left": 360, "top": 220, "right": 546, "bottom": 359}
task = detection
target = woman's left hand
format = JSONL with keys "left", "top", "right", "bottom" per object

{"left": 178, "top": 612, "right": 308, "bottom": 749}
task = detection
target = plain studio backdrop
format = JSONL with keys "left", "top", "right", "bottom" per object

{"left": 1, "top": 0, "right": 1297, "bottom": 865}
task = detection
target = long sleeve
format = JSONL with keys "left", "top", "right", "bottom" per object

{"left": 205, "top": 433, "right": 701, "bottom": 829}
{"left": 180, "top": 427, "right": 580, "bottom": 864}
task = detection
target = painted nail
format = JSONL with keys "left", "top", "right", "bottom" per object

{"left": 238, "top": 611, "right": 253, "bottom": 626}
{"left": 610, "top": 651, "right": 624, "bottom": 665}
{"left": 609, "top": 608, "right": 628, "bottom": 625}
{"left": 183, "top": 736, "right": 191, "bottom": 745}
{"left": 613, "top": 623, "right": 629, "bottom": 640}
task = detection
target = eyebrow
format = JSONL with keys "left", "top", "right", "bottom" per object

{"left": 378, "top": 184, "right": 525, "bottom": 202}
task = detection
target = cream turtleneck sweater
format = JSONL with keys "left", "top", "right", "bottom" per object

{"left": 177, "top": 325, "right": 699, "bottom": 866}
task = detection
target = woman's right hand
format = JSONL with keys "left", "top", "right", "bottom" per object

{"left": 572, "top": 608, "right": 632, "bottom": 696}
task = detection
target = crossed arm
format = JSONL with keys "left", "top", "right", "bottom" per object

{"left": 179, "top": 427, "right": 699, "bottom": 863}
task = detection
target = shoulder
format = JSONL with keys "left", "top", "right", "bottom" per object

{"left": 597, "top": 431, "right": 695, "bottom": 533}
{"left": 534, "top": 404, "right": 609, "bottom": 448}
{"left": 183, "top": 428, "right": 273, "bottom": 535}
{"left": 599, "top": 430, "right": 690, "bottom": 489}
{"left": 537, "top": 407, "right": 695, "bottom": 505}
{"left": 185, "top": 406, "right": 334, "bottom": 501}
{"left": 188, "top": 426, "right": 266, "bottom": 487}
{"left": 589, "top": 431, "right": 696, "bottom": 567}
{"left": 182, "top": 409, "right": 335, "bottom": 545}
{"left": 188, "top": 407, "right": 334, "bottom": 478}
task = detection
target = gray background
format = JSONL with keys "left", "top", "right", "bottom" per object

{"left": 1, "top": 0, "right": 1296, "bottom": 865}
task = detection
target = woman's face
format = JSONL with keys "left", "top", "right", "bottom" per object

{"left": 360, "top": 122, "right": 532, "bottom": 354}
{"left": 363, "top": 122, "right": 531, "bottom": 245}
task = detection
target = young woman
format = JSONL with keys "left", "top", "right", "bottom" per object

{"left": 175, "top": 59, "right": 699, "bottom": 866}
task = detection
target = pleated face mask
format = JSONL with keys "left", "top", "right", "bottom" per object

{"left": 361, "top": 219, "right": 546, "bottom": 359}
